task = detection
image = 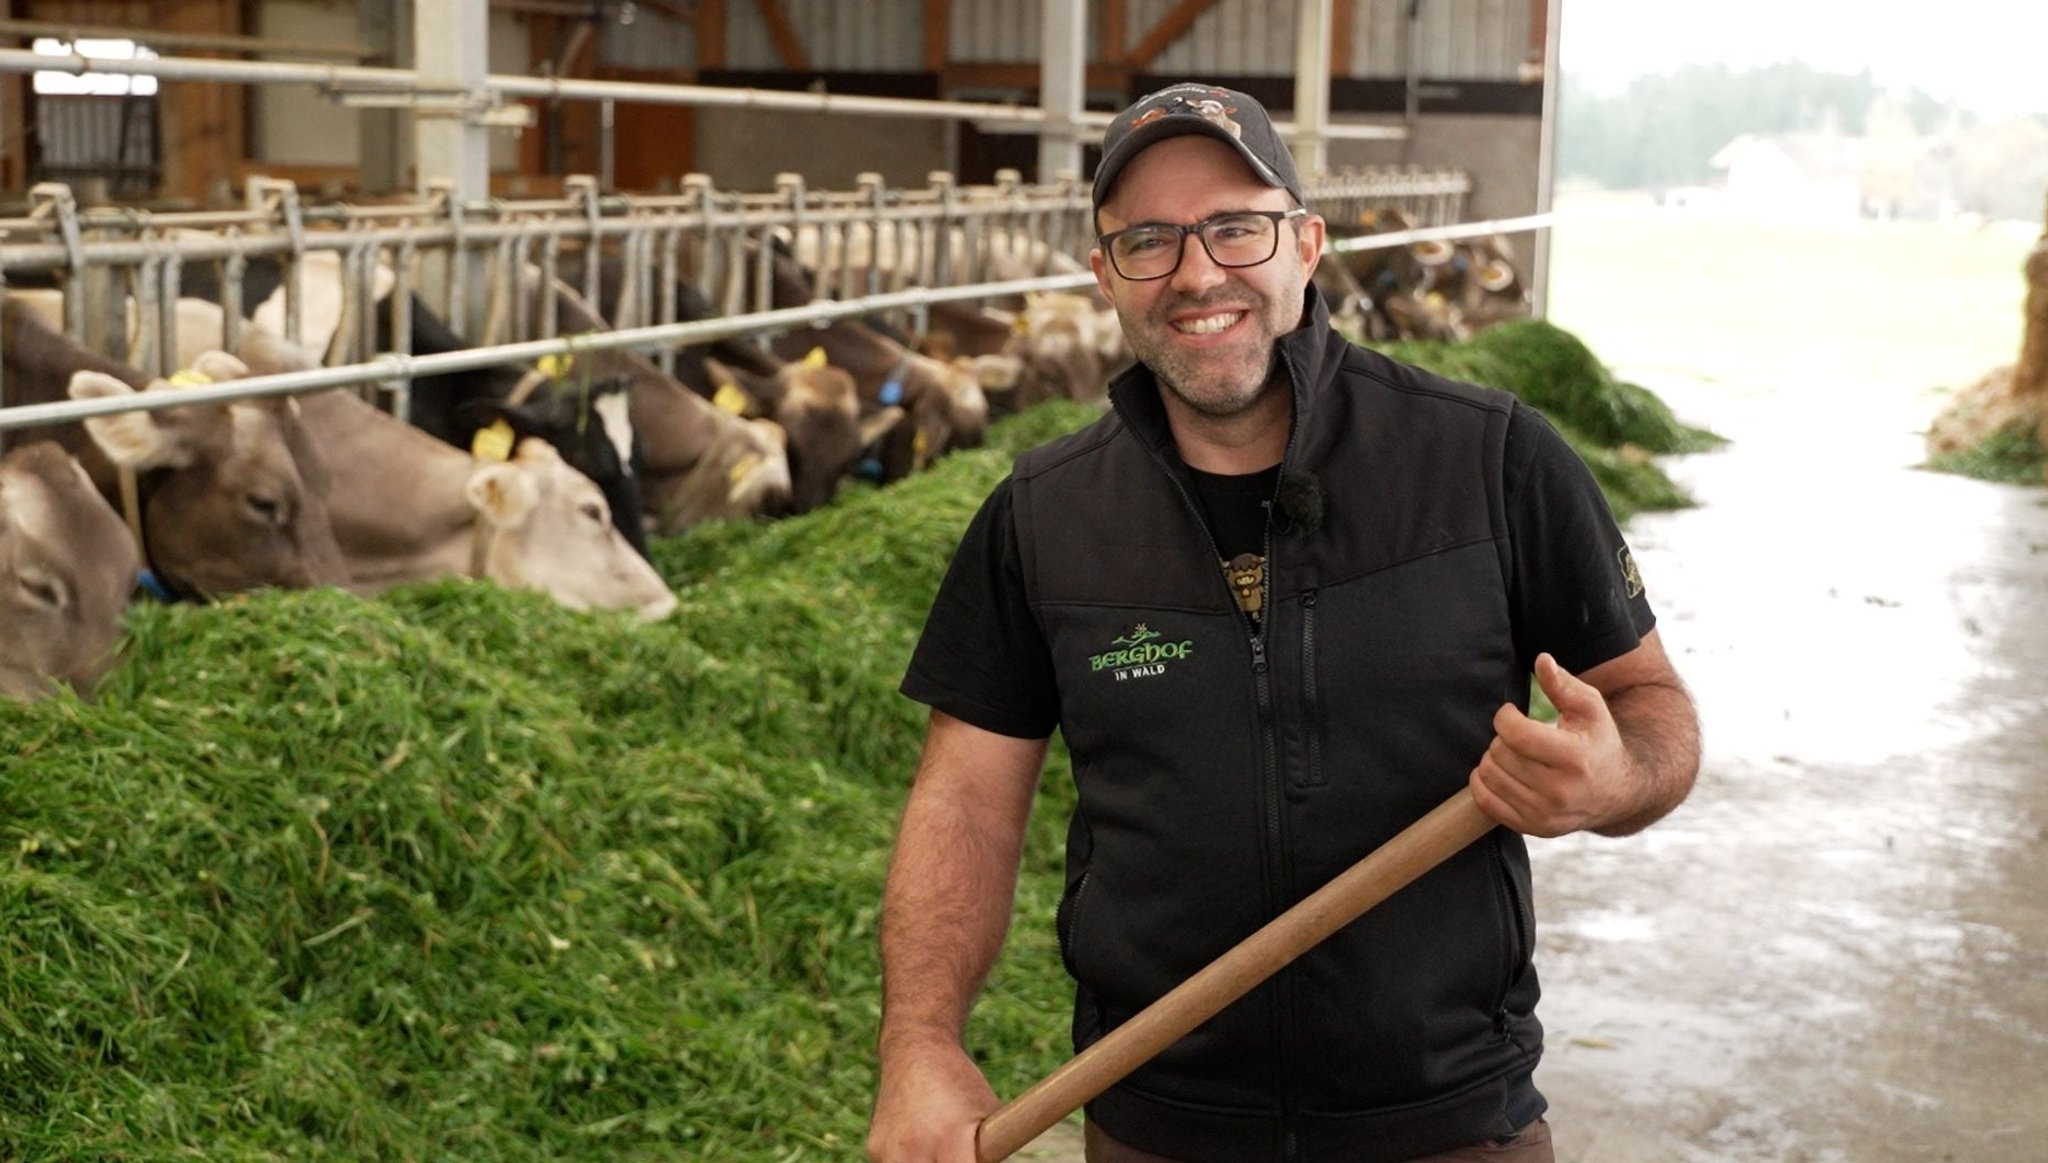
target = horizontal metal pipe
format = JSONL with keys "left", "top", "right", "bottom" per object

{"left": 0, "top": 47, "right": 418, "bottom": 92}
{"left": 0, "top": 47, "right": 1409, "bottom": 142}
{"left": 0, "top": 18, "right": 370, "bottom": 60}
{"left": 0, "top": 213, "right": 1554, "bottom": 434}
{"left": 0, "top": 272, "right": 1097, "bottom": 432}
{"left": 1327, "top": 211, "right": 1559, "bottom": 253}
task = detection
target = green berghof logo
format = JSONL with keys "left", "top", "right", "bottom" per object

{"left": 1090, "top": 623, "right": 1195, "bottom": 678}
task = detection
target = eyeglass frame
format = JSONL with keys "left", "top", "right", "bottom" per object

{"left": 1096, "top": 208, "right": 1310, "bottom": 282}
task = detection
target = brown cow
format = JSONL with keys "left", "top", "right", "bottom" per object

{"left": 300, "top": 391, "right": 679, "bottom": 618}
{"left": 1, "top": 299, "right": 348, "bottom": 599}
{"left": 753, "top": 244, "right": 989, "bottom": 482}
{"left": 494, "top": 271, "right": 816, "bottom": 529}
{"left": 536, "top": 256, "right": 890, "bottom": 516}
{"left": 701, "top": 349, "right": 903, "bottom": 515}
{"left": 0, "top": 441, "right": 140, "bottom": 701}
{"left": 192, "top": 309, "right": 676, "bottom": 617}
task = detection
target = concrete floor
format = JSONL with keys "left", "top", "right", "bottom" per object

{"left": 1010, "top": 372, "right": 2048, "bottom": 1162}
{"left": 1536, "top": 373, "right": 2048, "bottom": 1162}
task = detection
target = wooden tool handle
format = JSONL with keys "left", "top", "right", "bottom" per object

{"left": 975, "top": 788, "right": 1497, "bottom": 1162}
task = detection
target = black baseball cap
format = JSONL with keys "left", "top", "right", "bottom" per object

{"left": 1092, "top": 83, "right": 1306, "bottom": 212}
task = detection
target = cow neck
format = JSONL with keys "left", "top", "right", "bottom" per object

{"left": 117, "top": 465, "right": 186, "bottom": 602}
{"left": 875, "top": 352, "right": 914, "bottom": 408}
{"left": 468, "top": 512, "right": 496, "bottom": 582}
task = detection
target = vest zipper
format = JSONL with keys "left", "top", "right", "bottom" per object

{"left": 1299, "top": 589, "right": 1323, "bottom": 787}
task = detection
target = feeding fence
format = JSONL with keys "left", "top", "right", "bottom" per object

{"left": 0, "top": 164, "right": 1476, "bottom": 442}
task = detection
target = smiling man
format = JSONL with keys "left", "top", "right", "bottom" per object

{"left": 868, "top": 84, "right": 1700, "bottom": 1163}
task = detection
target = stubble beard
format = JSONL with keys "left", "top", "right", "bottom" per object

{"left": 1117, "top": 286, "right": 1296, "bottom": 419}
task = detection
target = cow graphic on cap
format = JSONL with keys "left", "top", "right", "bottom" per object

{"left": 1131, "top": 89, "right": 1245, "bottom": 140}
{"left": 1092, "top": 81, "right": 1307, "bottom": 212}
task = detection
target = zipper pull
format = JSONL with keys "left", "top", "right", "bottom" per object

{"left": 1250, "top": 635, "right": 1268, "bottom": 676}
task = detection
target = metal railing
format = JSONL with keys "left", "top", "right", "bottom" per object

{"left": 0, "top": 166, "right": 1482, "bottom": 441}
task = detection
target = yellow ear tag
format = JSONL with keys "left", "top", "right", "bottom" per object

{"left": 801, "top": 346, "right": 828, "bottom": 370}
{"left": 713, "top": 384, "right": 750, "bottom": 415}
{"left": 167, "top": 369, "right": 214, "bottom": 387}
{"left": 537, "top": 353, "right": 573, "bottom": 379}
{"left": 727, "top": 452, "right": 762, "bottom": 490}
{"left": 912, "top": 428, "right": 930, "bottom": 464}
{"left": 471, "top": 419, "right": 516, "bottom": 462}
{"left": 1012, "top": 314, "right": 1031, "bottom": 335}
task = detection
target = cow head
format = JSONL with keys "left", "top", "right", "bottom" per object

{"left": 645, "top": 409, "right": 793, "bottom": 533}
{"left": 68, "top": 354, "right": 350, "bottom": 598}
{"left": 0, "top": 442, "right": 140, "bottom": 700}
{"left": 867, "top": 353, "right": 991, "bottom": 482}
{"left": 466, "top": 437, "right": 677, "bottom": 620}
{"left": 463, "top": 369, "right": 650, "bottom": 560}
{"left": 1001, "top": 292, "right": 1127, "bottom": 408}
{"left": 705, "top": 352, "right": 896, "bottom": 515}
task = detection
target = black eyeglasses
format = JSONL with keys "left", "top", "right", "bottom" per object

{"left": 1098, "top": 208, "right": 1308, "bottom": 281}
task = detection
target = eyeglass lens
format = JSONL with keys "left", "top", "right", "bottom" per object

{"left": 1109, "top": 212, "right": 1283, "bottom": 279}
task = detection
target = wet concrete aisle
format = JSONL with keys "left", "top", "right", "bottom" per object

{"left": 1536, "top": 373, "right": 2048, "bottom": 1162}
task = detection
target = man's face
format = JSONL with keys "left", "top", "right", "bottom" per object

{"left": 1091, "top": 136, "right": 1324, "bottom": 419}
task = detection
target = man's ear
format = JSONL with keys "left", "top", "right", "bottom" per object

{"left": 1089, "top": 246, "right": 1115, "bottom": 302}
{"left": 1298, "top": 213, "right": 1327, "bottom": 277}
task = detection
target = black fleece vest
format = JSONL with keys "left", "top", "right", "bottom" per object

{"left": 1009, "top": 297, "right": 1546, "bottom": 1162}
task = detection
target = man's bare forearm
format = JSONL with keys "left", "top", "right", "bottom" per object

{"left": 1597, "top": 677, "right": 1700, "bottom": 837}
{"left": 877, "top": 712, "right": 1049, "bottom": 1060}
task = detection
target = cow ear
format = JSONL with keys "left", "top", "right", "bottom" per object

{"left": 748, "top": 417, "right": 788, "bottom": 452}
{"left": 510, "top": 436, "right": 564, "bottom": 468}
{"left": 188, "top": 351, "right": 250, "bottom": 382}
{"left": 858, "top": 405, "right": 905, "bottom": 448}
{"left": 71, "top": 372, "right": 194, "bottom": 470}
{"left": 960, "top": 353, "right": 1021, "bottom": 392}
{"left": 705, "top": 357, "right": 776, "bottom": 413}
{"left": 1413, "top": 240, "right": 1455, "bottom": 267}
{"left": 464, "top": 461, "right": 539, "bottom": 529}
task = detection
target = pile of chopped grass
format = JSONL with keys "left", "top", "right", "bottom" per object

{"left": 1923, "top": 364, "right": 2048, "bottom": 485}
{"left": 1, "top": 327, "right": 1685, "bottom": 1158}
{"left": 1376, "top": 319, "right": 1723, "bottom": 520}
{"left": 1, "top": 406, "right": 1096, "bottom": 1161}
{"left": 1927, "top": 420, "right": 2048, "bottom": 484}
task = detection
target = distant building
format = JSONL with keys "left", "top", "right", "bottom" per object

{"left": 1709, "top": 133, "right": 1864, "bottom": 221}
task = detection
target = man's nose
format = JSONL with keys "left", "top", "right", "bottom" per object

{"left": 1169, "top": 232, "right": 1227, "bottom": 293}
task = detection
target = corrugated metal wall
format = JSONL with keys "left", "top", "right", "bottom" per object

{"left": 1385, "top": 0, "right": 1526, "bottom": 78}
{"left": 600, "top": 7, "right": 697, "bottom": 72}
{"left": 708, "top": 0, "right": 1531, "bottom": 79}
{"left": 723, "top": 0, "right": 925, "bottom": 71}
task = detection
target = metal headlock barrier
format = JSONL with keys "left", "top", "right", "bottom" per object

{"left": 0, "top": 166, "right": 1502, "bottom": 440}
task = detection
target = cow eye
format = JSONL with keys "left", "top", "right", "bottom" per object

{"left": 578, "top": 501, "right": 605, "bottom": 524}
{"left": 245, "top": 493, "right": 286, "bottom": 524}
{"left": 16, "top": 568, "right": 66, "bottom": 610}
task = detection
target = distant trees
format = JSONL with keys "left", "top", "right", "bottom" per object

{"left": 1557, "top": 61, "right": 2046, "bottom": 220}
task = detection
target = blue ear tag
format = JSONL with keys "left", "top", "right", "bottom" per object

{"left": 879, "top": 380, "right": 904, "bottom": 407}
{"left": 136, "top": 570, "right": 177, "bottom": 602}
{"left": 856, "top": 457, "right": 885, "bottom": 481}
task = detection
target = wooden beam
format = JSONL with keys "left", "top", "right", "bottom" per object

{"left": 632, "top": 0, "right": 695, "bottom": 22}
{"left": 923, "top": 0, "right": 949, "bottom": 72}
{"left": 1527, "top": 0, "right": 1548, "bottom": 65}
{"left": 1123, "top": 0, "right": 1217, "bottom": 71}
{"left": 1330, "top": 0, "right": 1354, "bottom": 76}
{"left": 752, "top": 0, "right": 809, "bottom": 71}
{"left": 699, "top": 0, "right": 725, "bottom": 69}
{"left": 1101, "top": 0, "right": 1127, "bottom": 66}
{"left": 153, "top": 0, "right": 243, "bottom": 205}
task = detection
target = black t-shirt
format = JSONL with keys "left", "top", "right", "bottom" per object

{"left": 902, "top": 403, "right": 1656, "bottom": 740}
{"left": 1187, "top": 464, "right": 1279, "bottom": 626}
